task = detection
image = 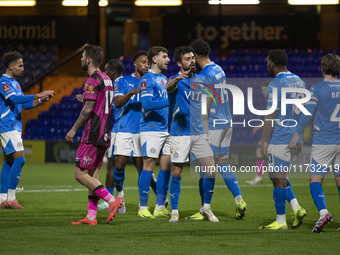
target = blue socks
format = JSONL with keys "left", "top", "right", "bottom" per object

{"left": 169, "top": 175, "right": 181, "bottom": 210}
{"left": 286, "top": 179, "right": 296, "bottom": 202}
{"left": 219, "top": 163, "right": 241, "bottom": 198}
{"left": 0, "top": 161, "right": 11, "bottom": 193}
{"left": 8, "top": 157, "right": 25, "bottom": 189}
{"left": 156, "top": 170, "right": 170, "bottom": 206}
{"left": 139, "top": 170, "right": 152, "bottom": 207}
{"left": 310, "top": 182, "right": 327, "bottom": 211}
{"left": 113, "top": 168, "right": 125, "bottom": 193}
{"left": 203, "top": 175, "right": 215, "bottom": 204}
{"left": 106, "top": 186, "right": 114, "bottom": 195}
{"left": 273, "top": 187, "right": 287, "bottom": 215}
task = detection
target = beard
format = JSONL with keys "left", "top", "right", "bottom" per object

{"left": 81, "top": 62, "right": 88, "bottom": 71}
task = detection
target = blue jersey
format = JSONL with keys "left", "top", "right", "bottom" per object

{"left": 267, "top": 72, "right": 306, "bottom": 145}
{"left": 198, "top": 62, "right": 231, "bottom": 130}
{"left": 0, "top": 74, "right": 24, "bottom": 133}
{"left": 114, "top": 73, "right": 142, "bottom": 134}
{"left": 169, "top": 73, "right": 205, "bottom": 136}
{"left": 112, "top": 77, "right": 122, "bottom": 133}
{"left": 139, "top": 70, "right": 169, "bottom": 132}
{"left": 308, "top": 79, "right": 340, "bottom": 145}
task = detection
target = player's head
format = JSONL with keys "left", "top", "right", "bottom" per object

{"left": 81, "top": 45, "right": 104, "bottom": 71}
{"left": 174, "top": 46, "right": 196, "bottom": 73}
{"left": 133, "top": 50, "right": 149, "bottom": 77}
{"left": 1, "top": 51, "right": 24, "bottom": 77}
{"left": 321, "top": 53, "right": 340, "bottom": 77}
{"left": 261, "top": 81, "right": 270, "bottom": 98}
{"left": 105, "top": 59, "right": 124, "bottom": 82}
{"left": 147, "top": 46, "right": 170, "bottom": 71}
{"left": 190, "top": 39, "right": 210, "bottom": 57}
{"left": 267, "top": 49, "right": 288, "bottom": 77}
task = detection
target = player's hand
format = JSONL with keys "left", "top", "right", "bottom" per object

{"left": 36, "top": 90, "right": 54, "bottom": 99}
{"left": 129, "top": 87, "right": 139, "bottom": 95}
{"left": 65, "top": 129, "right": 76, "bottom": 143}
{"left": 76, "top": 94, "right": 83, "bottom": 103}
{"left": 261, "top": 140, "right": 269, "bottom": 159}
{"left": 177, "top": 70, "right": 190, "bottom": 80}
{"left": 40, "top": 95, "right": 51, "bottom": 103}
{"left": 289, "top": 133, "right": 302, "bottom": 156}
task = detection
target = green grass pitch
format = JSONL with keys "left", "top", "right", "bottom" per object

{"left": 0, "top": 163, "right": 339, "bottom": 255}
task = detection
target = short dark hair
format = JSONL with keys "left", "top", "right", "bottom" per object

{"left": 268, "top": 49, "right": 288, "bottom": 67}
{"left": 190, "top": 39, "right": 210, "bottom": 57}
{"left": 133, "top": 50, "right": 148, "bottom": 62}
{"left": 105, "top": 59, "right": 124, "bottom": 75}
{"left": 1, "top": 51, "right": 23, "bottom": 68}
{"left": 83, "top": 45, "right": 104, "bottom": 68}
{"left": 174, "top": 46, "right": 194, "bottom": 63}
{"left": 147, "top": 46, "right": 168, "bottom": 64}
{"left": 321, "top": 53, "right": 340, "bottom": 77}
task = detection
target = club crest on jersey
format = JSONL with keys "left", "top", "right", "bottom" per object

{"left": 85, "top": 84, "right": 95, "bottom": 94}
{"left": 141, "top": 82, "right": 147, "bottom": 90}
{"left": 2, "top": 84, "right": 10, "bottom": 92}
{"left": 83, "top": 156, "right": 92, "bottom": 165}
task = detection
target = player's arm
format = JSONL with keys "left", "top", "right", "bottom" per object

{"left": 115, "top": 87, "right": 139, "bottom": 108}
{"left": 261, "top": 110, "right": 278, "bottom": 158}
{"left": 22, "top": 95, "right": 51, "bottom": 110}
{"left": 66, "top": 100, "right": 95, "bottom": 142}
{"left": 166, "top": 71, "right": 189, "bottom": 93}
{"left": 203, "top": 96, "right": 212, "bottom": 134}
{"left": 289, "top": 103, "right": 317, "bottom": 149}
{"left": 8, "top": 90, "right": 54, "bottom": 105}
{"left": 141, "top": 95, "right": 169, "bottom": 111}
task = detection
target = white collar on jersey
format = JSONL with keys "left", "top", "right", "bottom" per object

{"left": 3, "top": 74, "right": 12, "bottom": 79}
{"left": 276, "top": 71, "right": 291, "bottom": 77}
{"left": 131, "top": 73, "right": 136, "bottom": 77}
{"left": 202, "top": 62, "right": 215, "bottom": 70}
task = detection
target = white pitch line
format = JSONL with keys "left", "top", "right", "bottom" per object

{"left": 17, "top": 182, "right": 336, "bottom": 193}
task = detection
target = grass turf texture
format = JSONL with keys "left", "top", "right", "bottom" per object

{"left": 0, "top": 163, "right": 339, "bottom": 255}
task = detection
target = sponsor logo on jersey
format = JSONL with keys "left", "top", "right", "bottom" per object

{"left": 141, "top": 82, "right": 147, "bottom": 90}
{"left": 83, "top": 156, "right": 92, "bottom": 165}
{"left": 85, "top": 84, "right": 95, "bottom": 94}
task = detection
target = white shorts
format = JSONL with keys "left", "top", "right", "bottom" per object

{"left": 140, "top": 132, "right": 171, "bottom": 158}
{"left": 310, "top": 144, "right": 340, "bottom": 176}
{"left": 114, "top": 132, "right": 142, "bottom": 157}
{"left": 171, "top": 134, "right": 213, "bottom": 163}
{"left": 0, "top": 130, "right": 24, "bottom": 155}
{"left": 107, "top": 132, "right": 116, "bottom": 159}
{"left": 208, "top": 128, "right": 232, "bottom": 159}
{"left": 267, "top": 144, "right": 291, "bottom": 171}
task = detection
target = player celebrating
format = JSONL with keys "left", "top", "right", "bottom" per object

{"left": 112, "top": 51, "right": 150, "bottom": 213}
{"left": 66, "top": 45, "right": 122, "bottom": 225}
{"left": 0, "top": 51, "right": 54, "bottom": 209}
{"left": 289, "top": 53, "right": 340, "bottom": 233}
{"left": 138, "top": 46, "right": 171, "bottom": 218}
{"left": 167, "top": 46, "right": 217, "bottom": 222}
{"left": 260, "top": 49, "right": 307, "bottom": 230}
{"left": 189, "top": 39, "right": 247, "bottom": 220}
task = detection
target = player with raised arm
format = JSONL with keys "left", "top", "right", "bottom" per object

{"left": 138, "top": 46, "right": 171, "bottom": 219}
{"left": 167, "top": 46, "right": 217, "bottom": 222}
{"left": 66, "top": 45, "right": 122, "bottom": 225}
{"left": 112, "top": 51, "right": 150, "bottom": 213}
{"left": 0, "top": 51, "right": 54, "bottom": 209}
{"left": 289, "top": 53, "right": 340, "bottom": 233}
{"left": 260, "top": 49, "right": 307, "bottom": 230}
{"left": 188, "top": 39, "right": 247, "bottom": 220}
